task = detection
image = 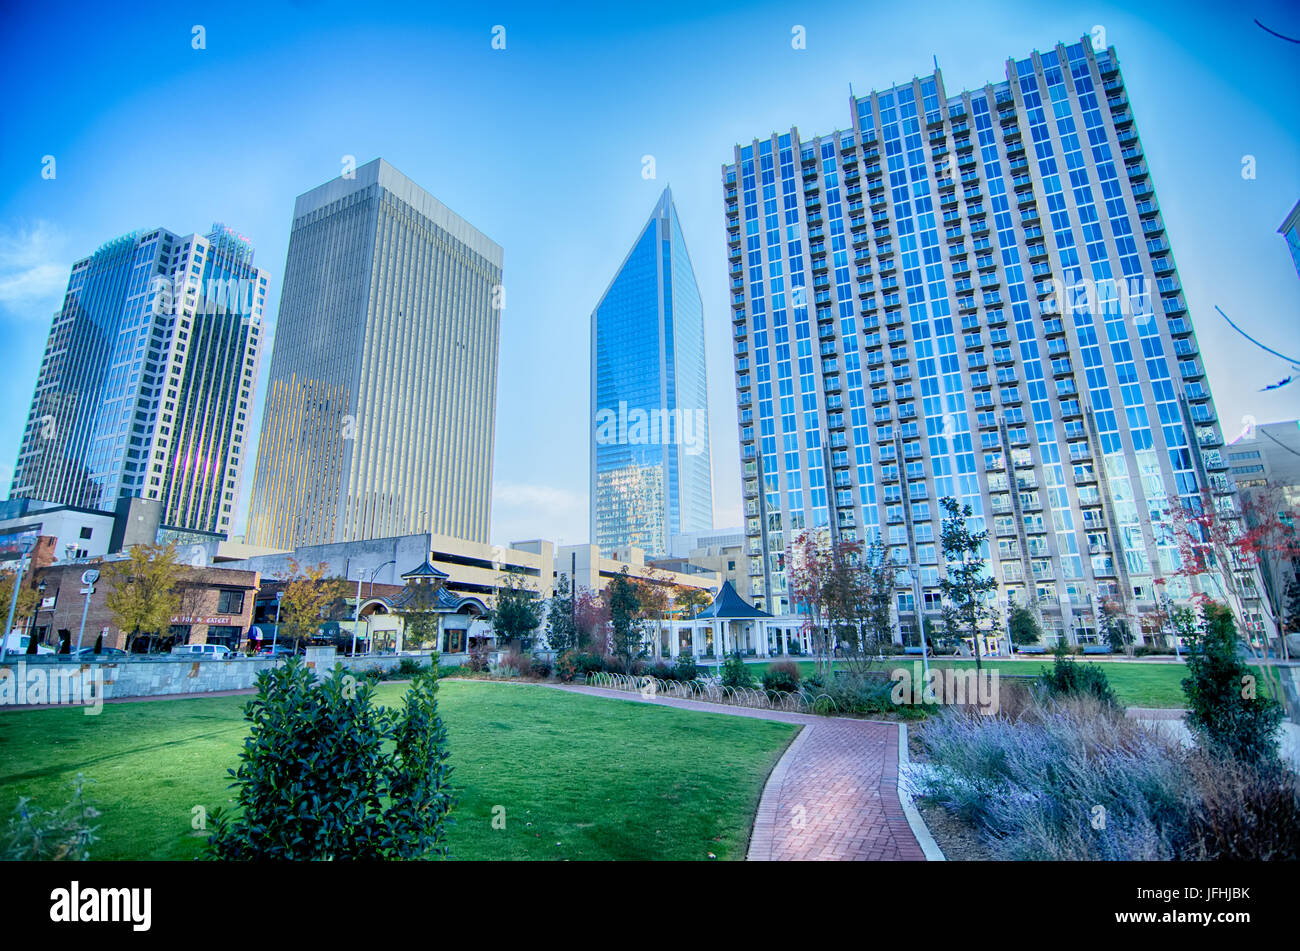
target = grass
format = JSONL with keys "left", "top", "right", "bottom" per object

{"left": 745, "top": 656, "right": 1284, "bottom": 710}
{"left": 0, "top": 680, "right": 797, "bottom": 861}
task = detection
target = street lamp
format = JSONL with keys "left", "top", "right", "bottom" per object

{"left": 270, "top": 590, "right": 283, "bottom": 653}
{"left": 75, "top": 568, "right": 99, "bottom": 654}
{"left": 1, "top": 534, "right": 37, "bottom": 664}
{"left": 909, "top": 563, "right": 931, "bottom": 698}
{"left": 352, "top": 560, "right": 395, "bottom": 657}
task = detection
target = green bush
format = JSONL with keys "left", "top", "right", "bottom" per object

{"left": 1181, "top": 602, "right": 1283, "bottom": 766}
{"left": 529, "top": 654, "right": 553, "bottom": 679}
{"left": 720, "top": 652, "right": 753, "bottom": 689}
{"left": 674, "top": 653, "right": 699, "bottom": 681}
{"left": 206, "top": 661, "right": 455, "bottom": 860}
{"left": 1037, "top": 651, "right": 1117, "bottom": 707}
{"left": 762, "top": 660, "right": 800, "bottom": 693}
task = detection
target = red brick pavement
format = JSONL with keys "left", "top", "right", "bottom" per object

{"left": 549, "top": 683, "right": 927, "bottom": 862}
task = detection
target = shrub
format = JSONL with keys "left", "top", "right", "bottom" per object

{"left": 720, "top": 652, "right": 753, "bottom": 689}
{"left": 2, "top": 774, "right": 99, "bottom": 861}
{"left": 646, "top": 661, "right": 676, "bottom": 681}
{"left": 674, "top": 653, "right": 699, "bottom": 682}
{"left": 554, "top": 650, "right": 580, "bottom": 682}
{"left": 207, "top": 661, "right": 455, "bottom": 860}
{"left": 917, "top": 696, "right": 1192, "bottom": 860}
{"left": 1181, "top": 602, "right": 1283, "bottom": 766}
{"left": 529, "top": 654, "right": 553, "bottom": 679}
{"left": 466, "top": 645, "right": 491, "bottom": 673}
{"left": 1183, "top": 752, "right": 1300, "bottom": 861}
{"left": 396, "top": 657, "right": 424, "bottom": 677}
{"left": 1037, "top": 651, "right": 1117, "bottom": 707}
{"left": 574, "top": 652, "right": 607, "bottom": 675}
{"left": 762, "top": 660, "right": 801, "bottom": 693}
{"left": 821, "top": 671, "right": 895, "bottom": 714}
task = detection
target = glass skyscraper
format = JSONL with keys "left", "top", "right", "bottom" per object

{"left": 591, "top": 187, "right": 713, "bottom": 557}
{"left": 246, "top": 159, "right": 502, "bottom": 550}
{"left": 11, "top": 225, "right": 267, "bottom": 536}
{"left": 724, "top": 39, "right": 1260, "bottom": 644}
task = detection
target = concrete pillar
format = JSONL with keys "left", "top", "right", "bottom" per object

{"left": 782, "top": 627, "right": 789, "bottom": 655}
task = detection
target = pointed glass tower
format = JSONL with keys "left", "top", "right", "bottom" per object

{"left": 590, "top": 188, "right": 714, "bottom": 557}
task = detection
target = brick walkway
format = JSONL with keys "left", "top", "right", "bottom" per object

{"left": 550, "top": 683, "right": 927, "bottom": 861}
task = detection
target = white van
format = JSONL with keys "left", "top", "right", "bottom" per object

{"left": 171, "top": 643, "right": 232, "bottom": 659}
{"left": 3, "top": 632, "right": 54, "bottom": 655}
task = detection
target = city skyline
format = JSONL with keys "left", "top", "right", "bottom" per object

{"left": 0, "top": 1, "right": 1296, "bottom": 551}
{"left": 591, "top": 187, "right": 714, "bottom": 557}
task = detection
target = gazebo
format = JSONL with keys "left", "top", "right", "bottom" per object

{"left": 658, "top": 581, "right": 810, "bottom": 659}
{"left": 358, "top": 559, "right": 489, "bottom": 655}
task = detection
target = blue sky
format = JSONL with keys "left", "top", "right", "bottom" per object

{"left": 1, "top": 0, "right": 1297, "bottom": 548}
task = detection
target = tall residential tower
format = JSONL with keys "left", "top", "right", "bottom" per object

{"left": 246, "top": 159, "right": 503, "bottom": 549}
{"left": 591, "top": 187, "right": 713, "bottom": 557}
{"left": 724, "top": 39, "right": 1260, "bottom": 643}
{"left": 11, "top": 225, "right": 267, "bottom": 536}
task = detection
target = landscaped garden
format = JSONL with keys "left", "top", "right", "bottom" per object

{"left": 0, "top": 679, "right": 796, "bottom": 861}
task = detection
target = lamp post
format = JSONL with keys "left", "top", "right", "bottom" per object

{"left": 353, "top": 560, "right": 395, "bottom": 657}
{"left": 1, "top": 534, "right": 37, "bottom": 664}
{"left": 910, "top": 563, "right": 931, "bottom": 697}
{"left": 271, "top": 590, "right": 283, "bottom": 653}
{"left": 75, "top": 568, "right": 99, "bottom": 654}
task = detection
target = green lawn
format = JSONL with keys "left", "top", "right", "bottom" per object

{"left": 0, "top": 680, "right": 797, "bottom": 861}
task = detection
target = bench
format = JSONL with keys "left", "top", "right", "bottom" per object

{"left": 1016, "top": 646, "right": 1047, "bottom": 654}
{"left": 903, "top": 646, "right": 929, "bottom": 656}
{"left": 1082, "top": 645, "right": 1113, "bottom": 655}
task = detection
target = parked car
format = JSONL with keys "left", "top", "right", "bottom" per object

{"left": 258, "top": 644, "right": 298, "bottom": 658}
{"left": 171, "top": 643, "right": 233, "bottom": 659}
{"left": 74, "top": 647, "right": 128, "bottom": 658}
{"left": 2, "top": 632, "right": 54, "bottom": 655}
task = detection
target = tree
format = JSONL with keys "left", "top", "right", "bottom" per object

{"left": 938, "top": 496, "right": 998, "bottom": 672}
{"left": 0, "top": 568, "right": 41, "bottom": 637}
{"left": 1172, "top": 486, "right": 1300, "bottom": 655}
{"left": 786, "top": 529, "right": 869, "bottom": 680}
{"left": 397, "top": 581, "right": 442, "bottom": 651}
{"left": 673, "top": 585, "right": 711, "bottom": 620}
{"left": 490, "top": 572, "right": 540, "bottom": 650}
{"left": 103, "top": 543, "right": 183, "bottom": 652}
{"left": 633, "top": 575, "right": 670, "bottom": 659}
{"left": 1008, "top": 602, "right": 1042, "bottom": 647}
{"left": 279, "top": 560, "right": 345, "bottom": 652}
{"left": 839, "top": 537, "right": 895, "bottom": 675}
{"left": 1285, "top": 577, "right": 1300, "bottom": 635}
{"left": 574, "top": 587, "right": 609, "bottom": 653}
{"left": 606, "top": 568, "right": 644, "bottom": 673}
{"left": 1099, "top": 596, "right": 1134, "bottom": 653}
{"left": 1181, "top": 601, "right": 1283, "bottom": 767}
{"left": 544, "top": 573, "right": 577, "bottom": 653}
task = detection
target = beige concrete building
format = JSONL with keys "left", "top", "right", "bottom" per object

{"left": 246, "top": 159, "right": 502, "bottom": 550}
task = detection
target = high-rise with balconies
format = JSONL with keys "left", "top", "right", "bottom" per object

{"left": 723, "top": 38, "right": 1259, "bottom": 643}
{"left": 10, "top": 225, "right": 267, "bottom": 537}
{"left": 246, "top": 159, "right": 502, "bottom": 550}
{"left": 590, "top": 187, "right": 714, "bottom": 557}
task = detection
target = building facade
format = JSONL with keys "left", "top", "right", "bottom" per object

{"left": 11, "top": 226, "right": 267, "bottom": 536}
{"left": 1228, "top": 420, "right": 1300, "bottom": 626}
{"left": 1280, "top": 199, "right": 1300, "bottom": 283}
{"left": 591, "top": 187, "right": 713, "bottom": 558}
{"left": 724, "top": 39, "right": 1250, "bottom": 644}
{"left": 246, "top": 158, "right": 503, "bottom": 550}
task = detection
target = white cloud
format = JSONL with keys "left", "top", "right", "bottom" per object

{"left": 0, "top": 222, "right": 70, "bottom": 315}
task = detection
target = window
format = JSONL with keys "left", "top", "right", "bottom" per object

{"left": 79, "top": 526, "right": 93, "bottom": 539}
{"left": 217, "top": 589, "right": 244, "bottom": 614}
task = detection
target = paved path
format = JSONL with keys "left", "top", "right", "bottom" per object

{"left": 550, "top": 683, "right": 929, "bottom": 861}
